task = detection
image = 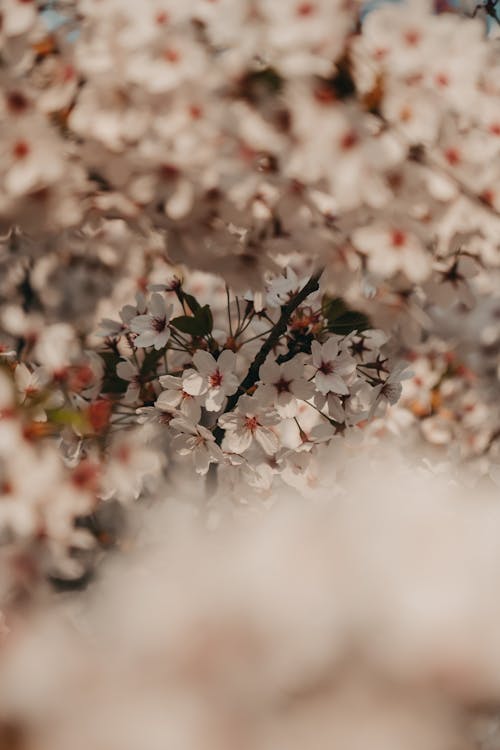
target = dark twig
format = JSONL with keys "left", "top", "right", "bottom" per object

{"left": 212, "top": 267, "right": 324, "bottom": 447}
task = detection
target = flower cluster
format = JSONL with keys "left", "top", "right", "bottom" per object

{"left": 96, "top": 272, "right": 407, "bottom": 497}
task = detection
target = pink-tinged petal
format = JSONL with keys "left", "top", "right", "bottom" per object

{"left": 6, "top": 161, "right": 39, "bottom": 197}
{"left": 217, "top": 349, "right": 236, "bottom": 373}
{"left": 322, "top": 337, "right": 340, "bottom": 360}
{"left": 222, "top": 372, "right": 239, "bottom": 395}
{"left": 130, "top": 315, "right": 153, "bottom": 333}
{"left": 255, "top": 427, "right": 279, "bottom": 455}
{"left": 217, "top": 412, "right": 238, "bottom": 430}
{"left": 316, "top": 371, "right": 349, "bottom": 395}
{"left": 159, "top": 375, "right": 181, "bottom": 390}
{"left": 183, "top": 398, "right": 202, "bottom": 424}
{"left": 254, "top": 383, "right": 275, "bottom": 406}
{"left": 259, "top": 359, "right": 280, "bottom": 383}
{"left": 402, "top": 248, "right": 430, "bottom": 283}
{"left": 193, "top": 350, "right": 217, "bottom": 375}
{"left": 225, "top": 429, "right": 253, "bottom": 454}
{"left": 154, "top": 329, "right": 170, "bottom": 350}
{"left": 276, "top": 391, "right": 293, "bottom": 409}
{"left": 116, "top": 360, "right": 136, "bottom": 381}
{"left": 207, "top": 442, "right": 224, "bottom": 461}
{"left": 290, "top": 379, "right": 314, "bottom": 400}
{"left": 193, "top": 446, "right": 210, "bottom": 475}
{"left": 149, "top": 293, "right": 166, "bottom": 318}
{"left": 156, "top": 390, "right": 182, "bottom": 411}
{"left": 327, "top": 394, "right": 345, "bottom": 422}
{"left": 171, "top": 433, "right": 192, "bottom": 455}
{"left": 205, "top": 388, "right": 225, "bottom": 412}
{"left": 134, "top": 331, "right": 157, "bottom": 348}
{"left": 367, "top": 248, "right": 400, "bottom": 278}
{"left": 183, "top": 369, "right": 207, "bottom": 396}
{"left": 310, "top": 341, "right": 322, "bottom": 369}
{"left": 123, "top": 382, "right": 140, "bottom": 404}
{"left": 276, "top": 399, "right": 298, "bottom": 420}
{"left": 170, "top": 416, "right": 198, "bottom": 436}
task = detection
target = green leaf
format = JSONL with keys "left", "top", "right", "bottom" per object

{"left": 171, "top": 305, "right": 213, "bottom": 337}
{"left": 47, "top": 408, "right": 89, "bottom": 432}
{"left": 328, "top": 311, "right": 370, "bottom": 335}
{"left": 198, "top": 305, "right": 213, "bottom": 334}
{"left": 321, "top": 295, "right": 370, "bottom": 335}
{"left": 97, "top": 350, "right": 129, "bottom": 394}
{"left": 182, "top": 293, "right": 201, "bottom": 314}
{"left": 322, "top": 295, "right": 348, "bottom": 322}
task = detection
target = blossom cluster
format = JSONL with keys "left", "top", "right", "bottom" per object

{"left": 96, "top": 271, "right": 408, "bottom": 494}
{"left": 0, "top": 0, "right": 498, "bottom": 572}
{"left": 1, "top": 0, "right": 500, "bottom": 746}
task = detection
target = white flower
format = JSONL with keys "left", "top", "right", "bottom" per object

{"left": 102, "top": 430, "right": 162, "bottom": 503}
{"left": 156, "top": 374, "right": 202, "bottom": 423}
{"left": 218, "top": 395, "right": 279, "bottom": 455}
{"left": 368, "top": 363, "right": 413, "bottom": 419}
{"left": 2, "top": 0, "right": 38, "bottom": 37}
{"left": 352, "top": 223, "right": 431, "bottom": 283}
{"left": 130, "top": 293, "right": 173, "bottom": 350}
{"left": 256, "top": 357, "right": 314, "bottom": 418}
{"left": 170, "top": 416, "right": 223, "bottom": 475}
{"left": 116, "top": 359, "right": 142, "bottom": 404}
{"left": 266, "top": 268, "right": 306, "bottom": 308}
{"left": 34, "top": 324, "right": 79, "bottom": 374}
{"left": 183, "top": 350, "right": 239, "bottom": 412}
{"left": 311, "top": 338, "right": 356, "bottom": 396}
{"left": 14, "top": 363, "right": 63, "bottom": 422}
{"left": 347, "top": 329, "right": 388, "bottom": 363}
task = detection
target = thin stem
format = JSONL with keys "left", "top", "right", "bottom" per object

{"left": 237, "top": 327, "right": 275, "bottom": 347}
{"left": 225, "top": 285, "right": 233, "bottom": 338}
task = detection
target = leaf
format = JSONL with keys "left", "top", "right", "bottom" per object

{"left": 98, "top": 350, "right": 128, "bottom": 394}
{"left": 322, "top": 295, "right": 348, "bottom": 322}
{"left": 171, "top": 305, "right": 213, "bottom": 337}
{"left": 46, "top": 407, "right": 89, "bottom": 432}
{"left": 328, "top": 311, "right": 370, "bottom": 335}
{"left": 182, "top": 293, "right": 201, "bottom": 314}
{"left": 322, "top": 295, "right": 370, "bottom": 335}
{"left": 101, "top": 375, "right": 128, "bottom": 395}
{"left": 198, "top": 304, "right": 213, "bottom": 334}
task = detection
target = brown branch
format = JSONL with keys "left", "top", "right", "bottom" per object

{"left": 205, "top": 268, "right": 323, "bottom": 496}
{"left": 211, "top": 267, "right": 324, "bottom": 448}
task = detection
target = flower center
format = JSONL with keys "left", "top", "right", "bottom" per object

{"left": 390, "top": 229, "right": 407, "bottom": 248}
{"left": 152, "top": 316, "right": 166, "bottom": 333}
{"left": 275, "top": 376, "right": 292, "bottom": 394}
{"left": 12, "top": 140, "right": 30, "bottom": 160}
{"left": 209, "top": 369, "right": 223, "bottom": 388}
{"left": 244, "top": 416, "right": 259, "bottom": 433}
{"left": 296, "top": 2, "right": 315, "bottom": 16}
{"left": 319, "top": 361, "right": 333, "bottom": 375}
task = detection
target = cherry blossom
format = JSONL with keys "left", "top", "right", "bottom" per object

{"left": 310, "top": 338, "right": 356, "bottom": 396}
{"left": 218, "top": 395, "right": 280, "bottom": 456}
{"left": 183, "top": 350, "right": 239, "bottom": 412}
{"left": 156, "top": 374, "right": 202, "bottom": 423}
{"left": 352, "top": 223, "right": 431, "bottom": 283}
{"left": 130, "top": 293, "right": 173, "bottom": 350}
{"left": 170, "top": 415, "right": 224, "bottom": 475}
{"left": 256, "top": 357, "right": 314, "bottom": 417}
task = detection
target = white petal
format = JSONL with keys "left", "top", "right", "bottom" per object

{"left": 193, "top": 446, "right": 210, "bottom": 475}
{"left": 255, "top": 427, "right": 279, "bottom": 455}
{"left": 183, "top": 369, "right": 208, "bottom": 396}
{"left": 134, "top": 331, "right": 157, "bottom": 348}
{"left": 193, "top": 350, "right": 217, "bottom": 375}
{"left": 217, "top": 349, "right": 236, "bottom": 373}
